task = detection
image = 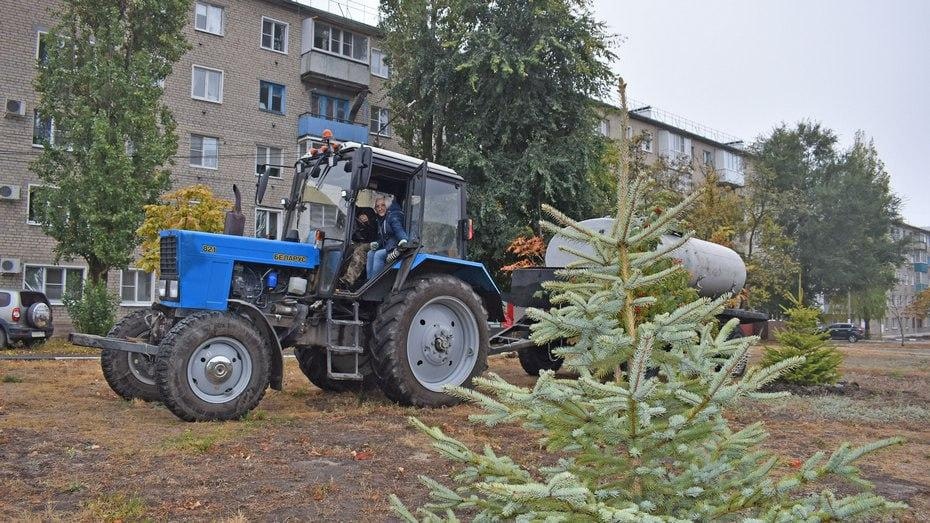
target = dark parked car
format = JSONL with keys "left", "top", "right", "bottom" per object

{"left": 824, "top": 322, "right": 864, "bottom": 342}
{"left": 0, "top": 289, "right": 54, "bottom": 348}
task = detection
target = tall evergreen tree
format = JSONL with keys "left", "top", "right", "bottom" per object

{"left": 391, "top": 83, "right": 904, "bottom": 521}
{"left": 31, "top": 0, "right": 190, "bottom": 283}
{"left": 380, "top": 0, "right": 616, "bottom": 276}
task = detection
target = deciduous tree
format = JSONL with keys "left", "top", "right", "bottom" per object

{"left": 30, "top": 0, "right": 190, "bottom": 283}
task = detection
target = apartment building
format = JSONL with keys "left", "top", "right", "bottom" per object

{"left": 596, "top": 101, "right": 748, "bottom": 191}
{"left": 881, "top": 222, "right": 930, "bottom": 337}
{"left": 0, "top": 0, "right": 398, "bottom": 331}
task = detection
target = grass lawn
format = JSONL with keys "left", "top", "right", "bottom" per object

{"left": 1, "top": 340, "right": 928, "bottom": 520}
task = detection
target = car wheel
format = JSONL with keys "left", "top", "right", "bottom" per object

{"left": 0, "top": 329, "right": 7, "bottom": 349}
{"left": 848, "top": 334, "right": 858, "bottom": 343}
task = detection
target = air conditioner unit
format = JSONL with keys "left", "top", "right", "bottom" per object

{"left": 4, "top": 99, "right": 26, "bottom": 117}
{"left": 0, "top": 184, "right": 21, "bottom": 200}
{"left": 0, "top": 258, "right": 22, "bottom": 274}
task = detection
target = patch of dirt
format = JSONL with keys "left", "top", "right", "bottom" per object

{"left": 761, "top": 380, "right": 868, "bottom": 397}
{"left": 0, "top": 342, "right": 927, "bottom": 520}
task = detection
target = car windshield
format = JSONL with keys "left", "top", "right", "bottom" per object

{"left": 296, "top": 158, "right": 352, "bottom": 241}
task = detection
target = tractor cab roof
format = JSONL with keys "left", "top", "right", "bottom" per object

{"left": 337, "top": 143, "right": 464, "bottom": 183}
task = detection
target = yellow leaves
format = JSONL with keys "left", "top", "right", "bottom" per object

{"left": 135, "top": 184, "right": 231, "bottom": 274}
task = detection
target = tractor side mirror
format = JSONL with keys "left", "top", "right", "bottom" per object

{"left": 350, "top": 146, "right": 373, "bottom": 191}
{"left": 255, "top": 165, "right": 270, "bottom": 205}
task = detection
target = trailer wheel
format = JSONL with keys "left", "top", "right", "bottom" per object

{"left": 370, "top": 275, "right": 489, "bottom": 407}
{"left": 100, "top": 309, "right": 161, "bottom": 402}
{"left": 294, "top": 345, "right": 376, "bottom": 392}
{"left": 517, "top": 343, "right": 564, "bottom": 376}
{"left": 155, "top": 311, "right": 270, "bottom": 421}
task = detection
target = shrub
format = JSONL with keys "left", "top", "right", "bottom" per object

{"left": 762, "top": 290, "right": 842, "bottom": 385}
{"left": 63, "top": 280, "right": 118, "bottom": 336}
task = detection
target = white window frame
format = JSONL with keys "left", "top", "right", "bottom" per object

{"left": 26, "top": 184, "right": 55, "bottom": 226}
{"left": 255, "top": 207, "right": 283, "bottom": 240}
{"left": 625, "top": 126, "right": 633, "bottom": 139}
{"left": 702, "top": 150, "right": 714, "bottom": 167}
{"left": 260, "top": 16, "right": 288, "bottom": 54}
{"left": 641, "top": 131, "right": 653, "bottom": 153}
{"left": 23, "top": 264, "right": 86, "bottom": 305}
{"left": 194, "top": 2, "right": 224, "bottom": 36}
{"left": 298, "top": 137, "right": 325, "bottom": 158}
{"left": 312, "top": 20, "right": 369, "bottom": 64}
{"left": 370, "top": 48, "right": 389, "bottom": 78}
{"left": 32, "top": 110, "right": 56, "bottom": 149}
{"left": 120, "top": 268, "right": 155, "bottom": 306}
{"left": 369, "top": 106, "right": 390, "bottom": 137}
{"left": 190, "top": 64, "right": 224, "bottom": 103}
{"left": 256, "top": 145, "right": 283, "bottom": 178}
{"left": 597, "top": 119, "right": 610, "bottom": 137}
{"left": 36, "top": 30, "right": 48, "bottom": 62}
{"left": 190, "top": 134, "right": 219, "bottom": 170}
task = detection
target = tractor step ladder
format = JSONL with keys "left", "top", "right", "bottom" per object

{"left": 325, "top": 300, "right": 364, "bottom": 380}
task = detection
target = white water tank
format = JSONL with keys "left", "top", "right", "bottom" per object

{"left": 545, "top": 218, "right": 746, "bottom": 298}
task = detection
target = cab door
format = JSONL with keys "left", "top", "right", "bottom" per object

{"left": 404, "top": 161, "right": 428, "bottom": 246}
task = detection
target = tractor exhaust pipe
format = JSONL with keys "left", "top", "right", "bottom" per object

{"left": 224, "top": 184, "right": 245, "bottom": 236}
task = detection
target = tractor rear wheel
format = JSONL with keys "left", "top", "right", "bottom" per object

{"left": 517, "top": 343, "right": 564, "bottom": 376}
{"left": 101, "top": 309, "right": 161, "bottom": 402}
{"left": 370, "top": 275, "right": 489, "bottom": 407}
{"left": 294, "top": 345, "right": 376, "bottom": 392}
{"left": 155, "top": 311, "right": 270, "bottom": 421}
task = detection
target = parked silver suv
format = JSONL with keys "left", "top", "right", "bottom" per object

{"left": 0, "top": 289, "right": 54, "bottom": 348}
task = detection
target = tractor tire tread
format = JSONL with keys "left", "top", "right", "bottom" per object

{"left": 100, "top": 309, "right": 161, "bottom": 402}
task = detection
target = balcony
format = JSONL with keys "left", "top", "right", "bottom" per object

{"left": 717, "top": 168, "right": 745, "bottom": 187}
{"left": 914, "top": 239, "right": 928, "bottom": 251}
{"left": 915, "top": 262, "right": 929, "bottom": 273}
{"left": 917, "top": 283, "right": 928, "bottom": 292}
{"left": 298, "top": 113, "right": 369, "bottom": 144}
{"left": 300, "top": 50, "right": 370, "bottom": 89}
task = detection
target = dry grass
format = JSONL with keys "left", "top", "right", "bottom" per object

{"left": 1, "top": 340, "right": 928, "bottom": 521}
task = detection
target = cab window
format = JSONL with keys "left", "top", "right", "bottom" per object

{"left": 422, "top": 178, "right": 461, "bottom": 257}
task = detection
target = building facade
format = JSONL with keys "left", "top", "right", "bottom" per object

{"left": 597, "top": 101, "right": 748, "bottom": 191}
{"left": 0, "top": 0, "right": 398, "bottom": 331}
{"left": 881, "top": 222, "right": 930, "bottom": 337}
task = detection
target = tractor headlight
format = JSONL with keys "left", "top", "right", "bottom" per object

{"left": 159, "top": 279, "right": 179, "bottom": 300}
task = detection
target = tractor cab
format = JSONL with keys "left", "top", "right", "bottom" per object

{"left": 257, "top": 133, "right": 471, "bottom": 297}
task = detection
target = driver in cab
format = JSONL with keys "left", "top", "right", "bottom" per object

{"left": 366, "top": 196, "right": 408, "bottom": 280}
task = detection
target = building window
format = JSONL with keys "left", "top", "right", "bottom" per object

{"left": 299, "top": 138, "right": 326, "bottom": 157}
{"left": 670, "top": 134, "right": 687, "bottom": 154}
{"left": 597, "top": 119, "right": 610, "bottom": 137}
{"left": 255, "top": 207, "right": 283, "bottom": 240}
{"left": 311, "top": 93, "right": 350, "bottom": 122}
{"left": 625, "top": 126, "right": 633, "bottom": 139}
{"left": 256, "top": 146, "right": 282, "bottom": 178}
{"left": 194, "top": 2, "right": 224, "bottom": 35}
{"left": 32, "top": 110, "right": 57, "bottom": 147}
{"left": 36, "top": 31, "right": 49, "bottom": 63}
{"left": 27, "top": 185, "right": 56, "bottom": 226}
{"left": 24, "top": 265, "right": 85, "bottom": 304}
{"left": 121, "top": 269, "right": 154, "bottom": 305}
{"left": 191, "top": 65, "right": 223, "bottom": 103}
{"left": 313, "top": 20, "right": 368, "bottom": 62}
{"left": 261, "top": 17, "right": 288, "bottom": 54}
{"left": 641, "top": 131, "right": 653, "bottom": 153}
{"left": 370, "top": 106, "right": 390, "bottom": 136}
{"left": 371, "top": 48, "right": 389, "bottom": 78}
{"left": 259, "top": 81, "right": 285, "bottom": 113}
{"left": 190, "top": 134, "right": 219, "bottom": 169}
{"left": 722, "top": 150, "right": 743, "bottom": 172}
{"left": 702, "top": 150, "right": 714, "bottom": 167}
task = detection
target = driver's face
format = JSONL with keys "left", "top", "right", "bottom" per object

{"left": 374, "top": 200, "right": 387, "bottom": 216}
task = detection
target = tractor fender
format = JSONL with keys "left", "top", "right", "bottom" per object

{"left": 401, "top": 254, "right": 504, "bottom": 322}
{"left": 228, "top": 299, "right": 284, "bottom": 391}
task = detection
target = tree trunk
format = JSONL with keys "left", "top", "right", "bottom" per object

{"left": 88, "top": 258, "right": 109, "bottom": 285}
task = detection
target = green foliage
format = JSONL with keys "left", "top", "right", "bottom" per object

{"left": 136, "top": 184, "right": 230, "bottom": 274}
{"left": 392, "top": 86, "right": 904, "bottom": 521}
{"left": 762, "top": 291, "right": 842, "bottom": 385}
{"left": 63, "top": 280, "right": 118, "bottom": 336}
{"left": 30, "top": 0, "right": 191, "bottom": 282}
{"left": 749, "top": 123, "right": 904, "bottom": 309}
{"left": 380, "top": 0, "right": 617, "bottom": 278}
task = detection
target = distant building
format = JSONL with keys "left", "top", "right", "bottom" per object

{"left": 0, "top": 0, "right": 397, "bottom": 331}
{"left": 596, "top": 100, "right": 748, "bottom": 191}
{"left": 881, "top": 222, "right": 930, "bottom": 337}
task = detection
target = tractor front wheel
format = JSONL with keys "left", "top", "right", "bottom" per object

{"left": 101, "top": 309, "right": 161, "bottom": 402}
{"left": 155, "top": 312, "right": 270, "bottom": 421}
{"left": 370, "top": 275, "right": 489, "bottom": 407}
{"left": 517, "top": 343, "right": 565, "bottom": 376}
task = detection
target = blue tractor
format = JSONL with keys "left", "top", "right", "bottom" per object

{"left": 72, "top": 136, "right": 503, "bottom": 421}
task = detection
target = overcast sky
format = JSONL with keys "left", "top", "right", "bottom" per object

{"left": 591, "top": 0, "right": 929, "bottom": 227}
